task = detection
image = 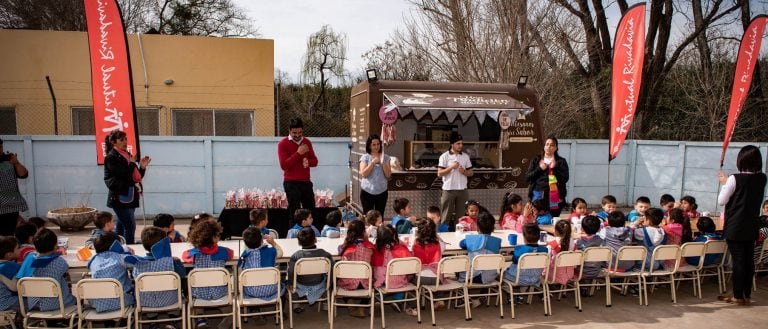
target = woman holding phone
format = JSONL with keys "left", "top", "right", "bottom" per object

{"left": 103, "top": 130, "right": 151, "bottom": 244}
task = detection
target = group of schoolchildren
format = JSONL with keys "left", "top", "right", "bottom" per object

{"left": 2, "top": 192, "right": 768, "bottom": 328}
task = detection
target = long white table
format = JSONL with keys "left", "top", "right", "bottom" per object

{"left": 64, "top": 230, "right": 544, "bottom": 269}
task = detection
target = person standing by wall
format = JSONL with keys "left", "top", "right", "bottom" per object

{"left": 278, "top": 118, "right": 318, "bottom": 220}
{"left": 0, "top": 138, "right": 29, "bottom": 236}
{"left": 359, "top": 134, "right": 391, "bottom": 215}
{"left": 717, "top": 145, "right": 767, "bottom": 305}
{"left": 103, "top": 130, "right": 151, "bottom": 244}
{"left": 437, "top": 132, "right": 473, "bottom": 230}
{"left": 526, "top": 135, "right": 569, "bottom": 217}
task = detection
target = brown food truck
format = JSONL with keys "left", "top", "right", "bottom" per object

{"left": 349, "top": 80, "right": 544, "bottom": 221}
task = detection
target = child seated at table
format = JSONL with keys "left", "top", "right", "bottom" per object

{"left": 372, "top": 225, "right": 413, "bottom": 288}
{"left": 287, "top": 209, "right": 320, "bottom": 239}
{"left": 132, "top": 226, "right": 187, "bottom": 309}
{"left": 239, "top": 227, "right": 284, "bottom": 299}
{"left": 85, "top": 211, "right": 127, "bottom": 247}
{"left": 660, "top": 194, "right": 676, "bottom": 216}
{"left": 321, "top": 210, "right": 342, "bottom": 238}
{"left": 14, "top": 221, "right": 36, "bottom": 263}
{"left": 16, "top": 228, "right": 76, "bottom": 311}
{"left": 460, "top": 212, "right": 501, "bottom": 284}
{"left": 0, "top": 236, "right": 20, "bottom": 312}
{"left": 337, "top": 220, "right": 376, "bottom": 318}
{"left": 427, "top": 206, "right": 449, "bottom": 233}
{"left": 631, "top": 208, "right": 666, "bottom": 270}
{"left": 532, "top": 198, "right": 554, "bottom": 226}
{"left": 756, "top": 207, "right": 768, "bottom": 265}
{"left": 189, "top": 212, "right": 215, "bottom": 237}
{"left": 391, "top": 198, "right": 417, "bottom": 234}
{"left": 287, "top": 227, "right": 334, "bottom": 310}
{"left": 574, "top": 216, "right": 605, "bottom": 280}
{"left": 504, "top": 223, "right": 547, "bottom": 285}
{"left": 365, "top": 210, "right": 383, "bottom": 240}
{"left": 569, "top": 198, "right": 588, "bottom": 226}
{"left": 601, "top": 210, "right": 634, "bottom": 271}
{"left": 686, "top": 217, "right": 722, "bottom": 266}
{"left": 411, "top": 218, "right": 444, "bottom": 285}
{"left": 679, "top": 195, "right": 701, "bottom": 219}
{"left": 664, "top": 208, "right": 692, "bottom": 246}
{"left": 626, "top": 196, "right": 651, "bottom": 223}
{"left": 457, "top": 200, "right": 482, "bottom": 232}
{"left": 87, "top": 231, "right": 134, "bottom": 313}
{"left": 249, "top": 208, "right": 271, "bottom": 236}
{"left": 594, "top": 195, "right": 617, "bottom": 222}
{"left": 154, "top": 213, "right": 186, "bottom": 243}
{"left": 547, "top": 219, "right": 574, "bottom": 285}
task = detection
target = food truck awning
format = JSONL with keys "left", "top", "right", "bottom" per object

{"left": 382, "top": 91, "right": 533, "bottom": 125}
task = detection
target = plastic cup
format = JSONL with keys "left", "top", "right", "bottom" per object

{"left": 508, "top": 233, "right": 518, "bottom": 245}
{"left": 57, "top": 237, "right": 69, "bottom": 249}
{"left": 539, "top": 232, "right": 547, "bottom": 243}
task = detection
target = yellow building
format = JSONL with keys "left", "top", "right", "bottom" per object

{"left": 0, "top": 29, "right": 274, "bottom": 136}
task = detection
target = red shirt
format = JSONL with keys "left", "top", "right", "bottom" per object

{"left": 277, "top": 137, "right": 318, "bottom": 182}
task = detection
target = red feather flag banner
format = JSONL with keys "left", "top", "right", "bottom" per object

{"left": 720, "top": 15, "right": 768, "bottom": 167}
{"left": 83, "top": 0, "right": 140, "bottom": 164}
{"left": 609, "top": 3, "right": 646, "bottom": 162}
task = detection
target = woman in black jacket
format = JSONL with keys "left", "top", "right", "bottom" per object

{"left": 717, "top": 145, "right": 766, "bottom": 305}
{"left": 103, "top": 130, "right": 151, "bottom": 244}
{"left": 526, "top": 135, "right": 569, "bottom": 217}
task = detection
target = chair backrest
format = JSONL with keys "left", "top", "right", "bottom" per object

{"left": 704, "top": 240, "right": 728, "bottom": 267}
{"left": 269, "top": 229, "right": 280, "bottom": 240}
{"left": 680, "top": 242, "right": 706, "bottom": 268}
{"left": 510, "top": 252, "right": 549, "bottom": 285}
{"left": 292, "top": 257, "right": 332, "bottom": 293}
{"left": 553, "top": 250, "right": 584, "bottom": 281}
{"left": 583, "top": 246, "right": 612, "bottom": 263}
{"left": 75, "top": 278, "right": 126, "bottom": 315}
{"left": 469, "top": 254, "right": 505, "bottom": 281}
{"left": 385, "top": 257, "right": 421, "bottom": 288}
{"left": 436, "top": 255, "right": 470, "bottom": 286}
{"left": 239, "top": 267, "right": 281, "bottom": 302}
{"left": 134, "top": 271, "right": 182, "bottom": 311}
{"left": 613, "top": 246, "right": 646, "bottom": 272}
{"left": 758, "top": 238, "right": 768, "bottom": 266}
{"left": 651, "top": 245, "right": 681, "bottom": 272}
{"left": 17, "top": 277, "right": 66, "bottom": 318}
{"left": 333, "top": 261, "right": 373, "bottom": 295}
{"left": 188, "top": 268, "right": 233, "bottom": 302}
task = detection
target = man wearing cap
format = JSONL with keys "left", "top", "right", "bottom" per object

{"left": 436, "top": 132, "right": 473, "bottom": 230}
{"left": 0, "top": 138, "right": 29, "bottom": 236}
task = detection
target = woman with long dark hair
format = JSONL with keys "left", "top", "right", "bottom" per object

{"left": 525, "top": 135, "right": 569, "bottom": 217}
{"left": 103, "top": 130, "right": 151, "bottom": 244}
{"left": 359, "top": 134, "right": 391, "bottom": 214}
{"left": 717, "top": 145, "right": 766, "bottom": 305}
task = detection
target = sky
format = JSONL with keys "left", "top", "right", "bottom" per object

{"left": 237, "top": 0, "right": 413, "bottom": 83}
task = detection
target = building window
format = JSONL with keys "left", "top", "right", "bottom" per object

{"left": 137, "top": 108, "right": 160, "bottom": 136}
{"left": 172, "top": 109, "right": 253, "bottom": 136}
{"left": 73, "top": 107, "right": 160, "bottom": 136}
{"left": 72, "top": 107, "right": 95, "bottom": 135}
{"left": 0, "top": 107, "right": 17, "bottom": 134}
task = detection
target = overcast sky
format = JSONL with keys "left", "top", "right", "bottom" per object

{"left": 236, "top": 0, "right": 413, "bottom": 83}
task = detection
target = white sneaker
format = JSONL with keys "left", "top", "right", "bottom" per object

{"left": 470, "top": 298, "right": 482, "bottom": 308}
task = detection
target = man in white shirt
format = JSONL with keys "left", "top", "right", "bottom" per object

{"left": 436, "top": 132, "right": 473, "bottom": 230}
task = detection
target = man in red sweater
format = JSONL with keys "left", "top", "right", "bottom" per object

{"left": 278, "top": 118, "right": 318, "bottom": 220}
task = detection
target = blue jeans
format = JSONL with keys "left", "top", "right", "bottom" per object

{"left": 113, "top": 207, "right": 136, "bottom": 244}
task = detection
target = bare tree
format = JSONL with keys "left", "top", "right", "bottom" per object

{"left": 0, "top": 0, "right": 258, "bottom": 37}
{"left": 301, "top": 24, "right": 347, "bottom": 115}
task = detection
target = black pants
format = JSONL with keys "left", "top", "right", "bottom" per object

{"left": 727, "top": 240, "right": 755, "bottom": 299}
{"left": 0, "top": 212, "right": 19, "bottom": 236}
{"left": 360, "top": 190, "right": 388, "bottom": 216}
{"left": 284, "top": 181, "right": 315, "bottom": 221}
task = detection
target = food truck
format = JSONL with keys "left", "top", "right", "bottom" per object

{"left": 349, "top": 80, "right": 544, "bottom": 219}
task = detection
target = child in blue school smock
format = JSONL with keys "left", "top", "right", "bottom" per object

{"left": 239, "top": 226, "right": 285, "bottom": 299}
{"left": 87, "top": 231, "right": 135, "bottom": 313}
{"left": 0, "top": 236, "right": 20, "bottom": 312}
{"left": 286, "top": 209, "right": 320, "bottom": 239}
{"left": 532, "top": 198, "right": 554, "bottom": 225}
{"left": 504, "top": 223, "right": 548, "bottom": 286}
{"left": 131, "top": 227, "right": 187, "bottom": 309}
{"left": 249, "top": 208, "right": 272, "bottom": 236}
{"left": 16, "top": 228, "right": 76, "bottom": 312}
{"left": 321, "top": 210, "right": 342, "bottom": 238}
{"left": 459, "top": 212, "right": 502, "bottom": 284}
